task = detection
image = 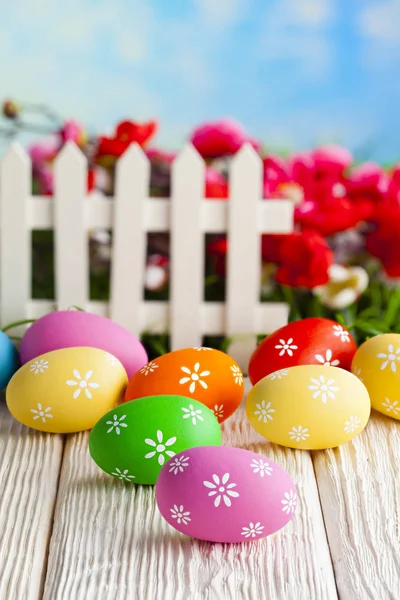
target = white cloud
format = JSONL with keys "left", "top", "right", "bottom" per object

{"left": 358, "top": 1, "right": 400, "bottom": 44}
{"left": 288, "top": 0, "right": 333, "bottom": 27}
{"left": 194, "top": 0, "right": 246, "bottom": 28}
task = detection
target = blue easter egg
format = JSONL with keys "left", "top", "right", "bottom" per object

{"left": 0, "top": 331, "right": 19, "bottom": 389}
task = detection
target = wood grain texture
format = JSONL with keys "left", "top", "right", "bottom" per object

{"left": 314, "top": 412, "right": 400, "bottom": 600}
{"left": 0, "top": 401, "right": 63, "bottom": 600}
{"left": 43, "top": 385, "right": 337, "bottom": 600}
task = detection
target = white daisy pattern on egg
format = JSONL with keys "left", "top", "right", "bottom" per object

{"left": 170, "top": 505, "right": 191, "bottom": 525}
{"left": 281, "top": 490, "right": 297, "bottom": 515}
{"left": 179, "top": 362, "right": 210, "bottom": 393}
{"left": 254, "top": 400, "right": 275, "bottom": 423}
{"left": 168, "top": 455, "right": 190, "bottom": 475}
{"left": 29, "top": 359, "right": 49, "bottom": 375}
{"left": 203, "top": 473, "right": 239, "bottom": 507}
{"left": 181, "top": 405, "right": 204, "bottom": 425}
{"left": 377, "top": 344, "right": 400, "bottom": 373}
{"left": 381, "top": 398, "right": 400, "bottom": 416}
{"left": 352, "top": 366, "right": 363, "bottom": 381}
{"left": 344, "top": 416, "right": 361, "bottom": 434}
{"left": 106, "top": 414, "right": 128, "bottom": 435}
{"left": 140, "top": 361, "right": 159, "bottom": 376}
{"left": 66, "top": 370, "right": 100, "bottom": 399}
{"left": 250, "top": 458, "right": 273, "bottom": 477}
{"left": 333, "top": 325, "right": 350, "bottom": 343}
{"left": 193, "top": 347, "right": 213, "bottom": 351}
{"left": 315, "top": 349, "right": 340, "bottom": 367}
{"left": 30, "top": 403, "right": 53, "bottom": 423}
{"left": 275, "top": 338, "right": 298, "bottom": 357}
{"left": 231, "top": 365, "right": 244, "bottom": 385}
{"left": 289, "top": 426, "right": 309, "bottom": 442}
{"left": 308, "top": 375, "right": 339, "bottom": 404}
{"left": 104, "top": 353, "right": 118, "bottom": 366}
{"left": 241, "top": 522, "right": 265, "bottom": 538}
{"left": 144, "top": 430, "right": 177, "bottom": 466}
{"left": 111, "top": 468, "right": 136, "bottom": 481}
{"left": 213, "top": 405, "right": 224, "bottom": 420}
{"left": 267, "top": 369, "right": 289, "bottom": 380}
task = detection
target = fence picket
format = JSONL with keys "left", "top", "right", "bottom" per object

{"left": 170, "top": 145, "right": 205, "bottom": 350}
{"left": 110, "top": 144, "right": 149, "bottom": 334}
{"left": 54, "top": 142, "right": 88, "bottom": 310}
{"left": 0, "top": 145, "right": 31, "bottom": 331}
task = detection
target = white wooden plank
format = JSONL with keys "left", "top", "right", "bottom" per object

{"left": 0, "top": 400, "right": 63, "bottom": 599}
{"left": 43, "top": 382, "right": 337, "bottom": 600}
{"left": 226, "top": 144, "right": 262, "bottom": 370}
{"left": 170, "top": 145, "right": 205, "bottom": 350}
{"left": 0, "top": 144, "right": 31, "bottom": 330}
{"left": 110, "top": 144, "right": 149, "bottom": 334}
{"left": 314, "top": 412, "right": 400, "bottom": 599}
{"left": 54, "top": 142, "right": 88, "bottom": 309}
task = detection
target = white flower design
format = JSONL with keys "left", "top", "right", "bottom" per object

{"left": 170, "top": 504, "right": 191, "bottom": 525}
{"left": 66, "top": 370, "right": 100, "bottom": 399}
{"left": 315, "top": 349, "right": 340, "bottom": 367}
{"left": 203, "top": 473, "right": 239, "bottom": 507}
{"left": 241, "top": 522, "right": 265, "bottom": 538}
{"left": 382, "top": 398, "right": 400, "bottom": 416}
{"left": 111, "top": 468, "right": 136, "bottom": 481}
{"left": 289, "top": 426, "right": 309, "bottom": 442}
{"left": 250, "top": 458, "right": 273, "bottom": 477}
{"left": 213, "top": 405, "right": 224, "bottom": 420}
{"left": 179, "top": 362, "right": 210, "bottom": 393}
{"left": 282, "top": 489, "right": 297, "bottom": 515}
{"left": 30, "top": 403, "right": 53, "bottom": 423}
{"left": 144, "top": 430, "right": 177, "bottom": 465}
{"left": 333, "top": 325, "right": 350, "bottom": 343}
{"left": 352, "top": 366, "right": 363, "bottom": 381}
{"left": 104, "top": 352, "right": 118, "bottom": 366}
{"left": 308, "top": 375, "right": 339, "bottom": 404}
{"left": 275, "top": 338, "right": 298, "bottom": 357}
{"left": 106, "top": 414, "right": 128, "bottom": 435}
{"left": 193, "top": 347, "right": 213, "bottom": 351}
{"left": 181, "top": 405, "right": 204, "bottom": 425}
{"left": 29, "top": 359, "right": 49, "bottom": 375}
{"left": 140, "top": 361, "right": 159, "bottom": 376}
{"left": 169, "top": 455, "right": 190, "bottom": 475}
{"left": 254, "top": 400, "right": 275, "bottom": 423}
{"left": 267, "top": 369, "right": 289, "bottom": 380}
{"left": 377, "top": 345, "right": 400, "bottom": 373}
{"left": 231, "top": 365, "right": 244, "bottom": 385}
{"left": 344, "top": 416, "right": 361, "bottom": 434}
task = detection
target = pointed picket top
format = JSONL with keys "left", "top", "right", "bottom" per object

{"left": 231, "top": 142, "right": 262, "bottom": 175}
{"left": 54, "top": 140, "right": 87, "bottom": 171}
{"left": 116, "top": 142, "right": 149, "bottom": 179}
{"left": 172, "top": 143, "right": 204, "bottom": 174}
{"left": 0, "top": 142, "right": 30, "bottom": 174}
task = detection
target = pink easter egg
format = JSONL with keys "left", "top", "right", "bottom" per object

{"left": 20, "top": 310, "right": 148, "bottom": 379}
{"left": 156, "top": 445, "right": 297, "bottom": 543}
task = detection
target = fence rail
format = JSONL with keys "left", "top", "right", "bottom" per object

{"left": 0, "top": 141, "right": 294, "bottom": 367}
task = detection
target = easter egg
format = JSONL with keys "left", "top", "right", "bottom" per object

{"left": 248, "top": 318, "right": 356, "bottom": 385}
{"left": 156, "top": 446, "right": 296, "bottom": 543}
{"left": 124, "top": 347, "right": 244, "bottom": 423}
{"left": 6, "top": 347, "right": 128, "bottom": 433}
{"left": 19, "top": 310, "right": 148, "bottom": 379}
{"left": 0, "top": 331, "right": 19, "bottom": 389}
{"left": 246, "top": 365, "right": 370, "bottom": 450}
{"left": 351, "top": 333, "right": 400, "bottom": 421}
{"left": 89, "top": 395, "right": 222, "bottom": 485}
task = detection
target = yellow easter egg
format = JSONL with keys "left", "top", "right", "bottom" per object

{"left": 246, "top": 365, "right": 370, "bottom": 449}
{"left": 351, "top": 333, "right": 400, "bottom": 420}
{"left": 6, "top": 347, "right": 128, "bottom": 433}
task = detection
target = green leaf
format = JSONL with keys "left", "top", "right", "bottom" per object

{"left": 383, "top": 288, "right": 400, "bottom": 327}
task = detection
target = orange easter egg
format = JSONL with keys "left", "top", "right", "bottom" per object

{"left": 124, "top": 347, "right": 245, "bottom": 422}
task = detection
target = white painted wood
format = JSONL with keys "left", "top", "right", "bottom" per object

{"left": 110, "top": 144, "right": 149, "bottom": 333}
{"left": 313, "top": 412, "right": 400, "bottom": 600}
{"left": 0, "top": 145, "right": 31, "bottom": 330}
{"left": 43, "top": 384, "right": 337, "bottom": 600}
{"left": 170, "top": 145, "right": 205, "bottom": 350}
{"left": 0, "top": 399, "right": 63, "bottom": 599}
{"left": 54, "top": 142, "right": 88, "bottom": 309}
{"left": 226, "top": 144, "right": 263, "bottom": 370}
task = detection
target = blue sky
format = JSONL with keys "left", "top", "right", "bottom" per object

{"left": 1, "top": 0, "right": 400, "bottom": 161}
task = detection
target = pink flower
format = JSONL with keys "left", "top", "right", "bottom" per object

{"left": 190, "top": 118, "right": 260, "bottom": 159}
{"left": 263, "top": 154, "right": 290, "bottom": 197}
{"left": 60, "top": 120, "right": 86, "bottom": 145}
{"left": 37, "top": 168, "right": 54, "bottom": 195}
{"left": 205, "top": 167, "right": 228, "bottom": 199}
{"left": 145, "top": 148, "right": 176, "bottom": 163}
{"left": 287, "top": 152, "right": 315, "bottom": 201}
{"left": 28, "top": 139, "right": 58, "bottom": 165}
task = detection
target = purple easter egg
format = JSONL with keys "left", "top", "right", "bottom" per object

{"left": 156, "top": 446, "right": 297, "bottom": 543}
{"left": 20, "top": 310, "right": 148, "bottom": 379}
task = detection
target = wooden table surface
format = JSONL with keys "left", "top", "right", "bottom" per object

{"left": 1, "top": 382, "right": 399, "bottom": 600}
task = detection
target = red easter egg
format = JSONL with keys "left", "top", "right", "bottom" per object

{"left": 248, "top": 318, "right": 357, "bottom": 385}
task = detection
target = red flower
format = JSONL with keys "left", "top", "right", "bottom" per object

{"left": 263, "top": 155, "right": 290, "bottom": 197}
{"left": 295, "top": 197, "right": 361, "bottom": 236}
{"left": 312, "top": 145, "right": 353, "bottom": 176}
{"left": 366, "top": 206, "right": 400, "bottom": 277}
{"left": 190, "top": 118, "right": 260, "bottom": 159}
{"left": 97, "top": 120, "right": 157, "bottom": 158}
{"left": 274, "top": 232, "right": 333, "bottom": 288}
{"left": 205, "top": 167, "right": 228, "bottom": 199}
{"left": 207, "top": 237, "right": 227, "bottom": 276}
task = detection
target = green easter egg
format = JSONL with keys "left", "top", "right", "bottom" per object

{"left": 88, "top": 395, "right": 222, "bottom": 484}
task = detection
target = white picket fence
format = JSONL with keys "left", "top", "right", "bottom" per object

{"left": 0, "top": 141, "right": 294, "bottom": 367}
